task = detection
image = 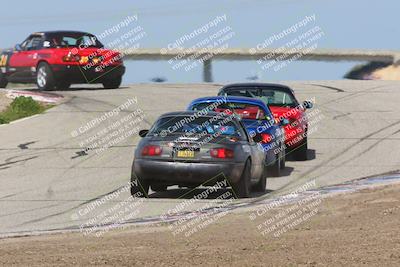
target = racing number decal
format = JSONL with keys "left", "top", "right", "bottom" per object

{"left": 0, "top": 55, "right": 8, "bottom": 67}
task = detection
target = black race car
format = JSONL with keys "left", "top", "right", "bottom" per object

{"left": 131, "top": 111, "right": 267, "bottom": 198}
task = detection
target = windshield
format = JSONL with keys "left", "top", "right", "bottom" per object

{"left": 45, "top": 32, "right": 103, "bottom": 48}
{"left": 260, "top": 89, "right": 297, "bottom": 107}
{"left": 149, "top": 116, "right": 242, "bottom": 137}
{"left": 220, "top": 87, "right": 298, "bottom": 108}
{"left": 219, "top": 88, "right": 258, "bottom": 98}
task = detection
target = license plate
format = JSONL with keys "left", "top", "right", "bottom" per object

{"left": 177, "top": 150, "right": 195, "bottom": 158}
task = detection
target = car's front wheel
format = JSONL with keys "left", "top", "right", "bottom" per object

{"left": 102, "top": 76, "right": 122, "bottom": 89}
{"left": 0, "top": 72, "right": 8, "bottom": 88}
{"left": 232, "top": 159, "right": 251, "bottom": 198}
{"left": 36, "top": 62, "right": 55, "bottom": 90}
{"left": 294, "top": 137, "right": 308, "bottom": 161}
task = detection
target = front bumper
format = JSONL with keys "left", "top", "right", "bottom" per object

{"left": 51, "top": 64, "right": 125, "bottom": 83}
{"left": 133, "top": 159, "right": 245, "bottom": 185}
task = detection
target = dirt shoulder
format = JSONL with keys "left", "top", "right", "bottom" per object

{"left": 0, "top": 91, "right": 12, "bottom": 112}
{"left": 371, "top": 65, "right": 400, "bottom": 80}
{"left": 1, "top": 184, "right": 400, "bottom": 267}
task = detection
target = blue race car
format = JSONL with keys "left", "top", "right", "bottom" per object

{"left": 187, "top": 96, "right": 287, "bottom": 177}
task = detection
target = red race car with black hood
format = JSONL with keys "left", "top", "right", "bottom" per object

{"left": 218, "top": 83, "right": 313, "bottom": 160}
{"left": 0, "top": 31, "right": 125, "bottom": 90}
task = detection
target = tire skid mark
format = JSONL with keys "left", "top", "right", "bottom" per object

{"left": 3, "top": 171, "right": 400, "bottom": 238}
{"left": 0, "top": 193, "right": 18, "bottom": 200}
{"left": 275, "top": 118, "right": 400, "bottom": 195}
{"left": 318, "top": 105, "right": 354, "bottom": 123}
{"left": 0, "top": 155, "right": 38, "bottom": 168}
{"left": 300, "top": 126, "right": 400, "bottom": 185}
{"left": 14, "top": 93, "right": 148, "bottom": 224}
{"left": 332, "top": 112, "right": 352, "bottom": 120}
{"left": 70, "top": 95, "right": 153, "bottom": 127}
{"left": 1, "top": 95, "right": 138, "bottom": 221}
{"left": 308, "top": 83, "right": 345, "bottom": 92}
{"left": 18, "top": 92, "right": 150, "bottom": 224}
{"left": 0, "top": 202, "right": 60, "bottom": 218}
{"left": 319, "top": 85, "right": 384, "bottom": 106}
{"left": 270, "top": 83, "right": 395, "bottom": 194}
{"left": 2, "top": 89, "right": 157, "bottom": 231}
{"left": 337, "top": 126, "right": 400, "bottom": 165}
{"left": 15, "top": 184, "right": 126, "bottom": 226}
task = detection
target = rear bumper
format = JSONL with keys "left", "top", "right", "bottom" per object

{"left": 133, "top": 159, "right": 245, "bottom": 185}
{"left": 284, "top": 125, "right": 306, "bottom": 148}
{"left": 51, "top": 64, "right": 125, "bottom": 83}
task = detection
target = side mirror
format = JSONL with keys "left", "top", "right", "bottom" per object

{"left": 139, "top": 129, "right": 149, "bottom": 137}
{"left": 280, "top": 118, "right": 289, "bottom": 126}
{"left": 14, "top": 44, "right": 22, "bottom": 51}
{"left": 303, "top": 100, "right": 313, "bottom": 109}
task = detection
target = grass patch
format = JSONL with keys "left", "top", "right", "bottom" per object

{"left": 0, "top": 96, "right": 52, "bottom": 124}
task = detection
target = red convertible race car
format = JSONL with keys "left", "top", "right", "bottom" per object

{"left": 218, "top": 83, "right": 313, "bottom": 160}
{"left": 0, "top": 31, "right": 125, "bottom": 90}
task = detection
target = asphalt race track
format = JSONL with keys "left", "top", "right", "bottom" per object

{"left": 1, "top": 80, "right": 400, "bottom": 237}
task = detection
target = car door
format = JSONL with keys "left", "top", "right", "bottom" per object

{"left": 8, "top": 35, "right": 43, "bottom": 82}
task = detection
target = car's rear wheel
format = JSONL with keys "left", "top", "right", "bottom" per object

{"left": 232, "top": 159, "right": 251, "bottom": 198}
{"left": 254, "top": 162, "right": 267, "bottom": 192}
{"left": 130, "top": 168, "right": 149, "bottom": 198}
{"left": 0, "top": 72, "right": 8, "bottom": 88}
{"left": 294, "top": 137, "right": 308, "bottom": 161}
{"left": 102, "top": 76, "right": 122, "bottom": 89}
{"left": 151, "top": 184, "right": 167, "bottom": 192}
{"left": 268, "top": 152, "right": 281, "bottom": 177}
{"left": 36, "top": 62, "right": 55, "bottom": 90}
